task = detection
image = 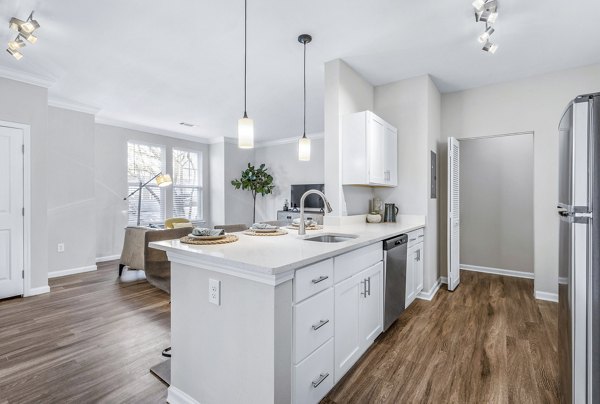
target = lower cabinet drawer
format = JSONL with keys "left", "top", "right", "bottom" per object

{"left": 293, "top": 338, "right": 334, "bottom": 404}
{"left": 408, "top": 228, "right": 424, "bottom": 247}
{"left": 294, "top": 259, "right": 334, "bottom": 303}
{"left": 294, "top": 288, "right": 334, "bottom": 363}
{"left": 334, "top": 243, "right": 383, "bottom": 283}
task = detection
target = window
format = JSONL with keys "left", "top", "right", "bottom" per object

{"left": 127, "top": 142, "right": 166, "bottom": 225}
{"left": 172, "top": 149, "right": 202, "bottom": 221}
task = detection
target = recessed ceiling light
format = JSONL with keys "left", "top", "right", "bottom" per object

{"left": 179, "top": 122, "right": 195, "bottom": 127}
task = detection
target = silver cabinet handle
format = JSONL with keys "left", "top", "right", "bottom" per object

{"left": 409, "top": 238, "right": 417, "bottom": 241}
{"left": 312, "top": 373, "right": 329, "bottom": 388}
{"left": 367, "top": 277, "right": 371, "bottom": 296}
{"left": 312, "top": 319, "right": 329, "bottom": 331}
{"left": 360, "top": 279, "right": 367, "bottom": 297}
{"left": 311, "top": 275, "right": 329, "bottom": 284}
{"left": 417, "top": 250, "right": 421, "bottom": 261}
{"left": 418, "top": 234, "right": 424, "bottom": 238}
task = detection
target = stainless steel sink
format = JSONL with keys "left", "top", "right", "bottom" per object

{"left": 303, "top": 233, "right": 358, "bottom": 243}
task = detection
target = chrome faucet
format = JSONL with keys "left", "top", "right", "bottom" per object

{"left": 299, "top": 190, "right": 333, "bottom": 236}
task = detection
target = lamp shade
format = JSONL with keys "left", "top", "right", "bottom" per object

{"left": 238, "top": 117, "right": 254, "bottom": 148}
{"left": 298, "top": 135, "right": 311, "bottom": 161}
{"left": 156, "top": 174, "right": 172, "bottom": 187}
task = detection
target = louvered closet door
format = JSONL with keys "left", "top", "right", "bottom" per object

{"left": 447, "top": 137, "right": 460, "bottom": 291}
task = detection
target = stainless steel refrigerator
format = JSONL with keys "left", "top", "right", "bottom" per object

{"left": 558, "top": 92, "right": 599, "bottom": 404}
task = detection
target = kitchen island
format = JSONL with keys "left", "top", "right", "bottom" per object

{"left": 150, "top": 216, "right": 425, "bottom": 404}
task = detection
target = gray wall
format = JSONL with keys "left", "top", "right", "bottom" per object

{"left": 254, "top": 137, "right": 325, "bottom": 222}
{"left": 460, "top": 135, "right": 534, "bottom": 273}
{"left": 441, "top": 63, "right": 600, "bottom": 296}
{"left": 94, "top": 124, "right": 210, "bottom": 259}
{"left": 47, "top": 107, "right": 96, "bottom": 274}
{"left": 0, "top": 78, "right": 48, "bottom": 290}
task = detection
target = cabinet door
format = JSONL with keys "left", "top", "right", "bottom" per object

{"left": 368, "top": 115, "right": 385, "bottom": 184}
{"left": 359, "top": 262, "right": 383, "bottom": 347}
{"left": 415, "top": 243, "right": 424, "bottom": 295}
{"left": 383, "top": 125, "right": 397, "bottom": 186}
{"left": 405, "top": 245, "right": 417, "bottom": 307}
{"left": 334, "top": 274, "right": 362, "bottom": 382}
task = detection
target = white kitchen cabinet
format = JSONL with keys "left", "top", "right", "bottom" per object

{"left": 341, "top": 111, "right": 397, "bottom": 187}
{"left": 406, "top": 230, "right": 425, "bottom": 307}
{"left": 334, "top": 261, "right": 383, "bottom": 382}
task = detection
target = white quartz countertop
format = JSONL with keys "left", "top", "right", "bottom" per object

{"left": 150, "top": 218, "right": 425, "bottom": 278}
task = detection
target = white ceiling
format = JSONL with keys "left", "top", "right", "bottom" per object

{"left": 1, "top": 0, "right": 599, "bottom": 141}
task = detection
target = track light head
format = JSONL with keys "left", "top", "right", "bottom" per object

{"left": 7, "top": 37, "right": 26, "bottom": 51}
{"left": 472, "top": 0, "right": 486, "bottom": 11}
{"left": 482, "top": 41, "right": 498, "bottom": 54}
{"left": 6, "top": 48, "right": 23, "bottom": 60}
{"left": 478, "top": 26, "right": 495, "bottom": 43}
{"left": 22, "top": 33, "right": 37, "bottom": 44}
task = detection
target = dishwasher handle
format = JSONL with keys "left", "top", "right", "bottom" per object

{"left": 383, "top": 234, "right": 408, "bottom": 250}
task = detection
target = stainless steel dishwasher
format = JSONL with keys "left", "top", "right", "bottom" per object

{"left": 383, "top": 234, "right": 408, "bottom": 331}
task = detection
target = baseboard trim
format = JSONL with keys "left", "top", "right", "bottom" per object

{"left": 416, "top": 278, "right": 442, "bottom": 301}
{"left": 440, "top": 276, "right": 448, "bottom": 284}
{"left": 535, "top": 291, "right": 559, "bottom": 302}
{"left": 167, "top": 386, "right": 200, "bottom": 404}
{"left": 96, "top": 255, "right": 120, "bottom": 263}
{"left": 461, "top": 264, "right": 534, "bottom": 279}
{"left": 48, "top": 265, "right": 97, "bottom": 279}
{"left": 25, "top": 285, "right": 50, "bottom": 297}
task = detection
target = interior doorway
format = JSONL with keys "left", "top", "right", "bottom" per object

{"left": 459, "top": 133, "right": 534, "bottom": 278}
{"left": 0, "top": 124, "right": 25, "bottom": 299}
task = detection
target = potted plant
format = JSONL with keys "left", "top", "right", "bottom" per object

{"left": 231, "top": 163, "right": 275, "bottom": 223}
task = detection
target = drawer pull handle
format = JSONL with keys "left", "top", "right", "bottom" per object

{"left": 409, "top": 238, "right": 417, "bottom": 241}
{"left": 312, "top": 372, "right": 329, "bottom": 388}
{"left": 312, "top": 319, "right": 329, "bottom": 331}
{"left": 418, "top": 235, "right": 424, "bottom": 238}
{"left": 311, "top": 275, "right": 329, "bottom": 284}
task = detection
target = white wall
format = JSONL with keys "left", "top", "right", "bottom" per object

{"left": 324, "top": 59, "right": 375, "bottom": 217}
{"left": 0, "top": 78, "right": 49, "bottom": 290}
{"left": 441, "top": 63, "right": 600, "bottom": 296}
{"left": 94, "top": 124, "right": 210, "bottom": 259}
{"left": 47, "top": 107, "right": 96, "bottom": 274}
{"left": 460, "top": 135, "right": 534, "bottom": 273}
{"left": 372, "top": 75, "right": 442, "bottom": 292}
{"left": 254, "top": 137, "right": 325, "bottom": 222}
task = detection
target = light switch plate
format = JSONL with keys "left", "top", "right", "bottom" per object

{"left": 209, "top": 279, "right": 220, "bottom": 305}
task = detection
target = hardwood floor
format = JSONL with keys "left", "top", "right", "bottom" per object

{"left": 323, "top": 271, "right": 560, "bottom": 404}
{"left": 0, "top": 265, "right": 558, "bottom": 403}
{"left": 0, "top": 262, "right": 169, "bottom": 403}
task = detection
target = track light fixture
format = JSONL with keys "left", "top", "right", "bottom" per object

{"left": 6, "top": 11, "right": 40, "bottom": 60}
{"left": 472, "top": 0, "right": 498, "bottom": 53}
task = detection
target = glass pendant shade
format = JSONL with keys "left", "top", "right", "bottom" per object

{"left": 298, "top": 135, "right": 311, "bottom": 161}
{"left": 238, "top": 116, "right": 254, "bottom": 149}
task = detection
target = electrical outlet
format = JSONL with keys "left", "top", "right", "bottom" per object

{"left": 57, "top": 243, "right": 65, "bottom": 253}
{"left": 209, "top": 279, "right": 220, "bottom": 306}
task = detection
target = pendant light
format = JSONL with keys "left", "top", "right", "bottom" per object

{"left": 238, "top": 0, "right": 254, "bottom": 148}
{"left": 298, "top": 34, "right": 312, "bottom": 161}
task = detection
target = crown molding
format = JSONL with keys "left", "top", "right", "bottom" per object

{"left": 94, "top": 116, "right": 211, "bottom": 144}
{"left": 255, "top": 132, "right": 324, "bottom": 148}
{"left": 0, "top": 65, "right": 55, "bottom": 88}
{"left": 48, "top": 96, "right": 101, "bottom": 115}
{"left": 207, "top": 136, "right": 238, "bottom": 145}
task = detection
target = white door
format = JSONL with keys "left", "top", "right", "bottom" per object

{"left": 0, "top": 126, "right": 24, "bottom": 299}
{"left": 368, "top": 115, "right": 385, "bottom": 184}
{"left": 334, "top": 274, "right": 361, "bottom": 382}
{"left": 447, "top": 137, "right": 460, "bottom": 291}
{"left": 359, "top": 262, "right": 383, "bottom": 345}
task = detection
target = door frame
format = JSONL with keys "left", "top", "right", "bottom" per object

{"left": 0, "top": 120, "right": 32, "bottom": 297}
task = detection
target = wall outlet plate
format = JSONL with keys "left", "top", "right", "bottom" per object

{"left": 57, "top": 243, "right": 65, "bottom": 253}
{"left": 209, "top": 279, "right": 220, "bottom": 306}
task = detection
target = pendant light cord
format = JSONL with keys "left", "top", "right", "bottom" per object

{"left": 243, "top": 0, "right": 248, "bottom": 117}
{"left": 303, "top": 39, "right": 306, "bottom": 137}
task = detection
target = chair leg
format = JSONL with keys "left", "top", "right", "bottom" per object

{"left": 118, "top": 264, "right": 125, "bottom": 276}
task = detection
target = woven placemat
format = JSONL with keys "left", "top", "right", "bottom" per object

{"left": 243, "top": 229, "right": 288, "bottom": 236}
{"left": 286, "top": 225, "right": 323, "bottom": 231}
{"left": 180, "top": 234, "right": 239, "bottom": 245}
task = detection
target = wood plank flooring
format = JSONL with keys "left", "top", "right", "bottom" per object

{"left": 323, "top": 271, "right": 559, "bottom": 404}
{"left": 0, "top": 265, "right": 558, "bottom": 403}
{"left": 0, "top": 262, "right": 169, "bottom": 403}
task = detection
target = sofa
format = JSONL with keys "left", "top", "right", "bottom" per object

{"left": 119, "top": 226, "right": 191, "bottom": 293}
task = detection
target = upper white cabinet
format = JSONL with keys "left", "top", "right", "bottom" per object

{"left": 341, "top": 111, "right": 398, "bottom": 187}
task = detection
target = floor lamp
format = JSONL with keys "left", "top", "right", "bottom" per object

{"left": 124, "top": 172, "right": 172, "bottom": 226}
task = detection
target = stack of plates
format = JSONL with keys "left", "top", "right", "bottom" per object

{"left": 187, "top": 233, "right": 226, "bottom": 240}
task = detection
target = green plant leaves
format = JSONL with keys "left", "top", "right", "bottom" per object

{"left": 230, "top": 163, "right": 275, "bottom": 196}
